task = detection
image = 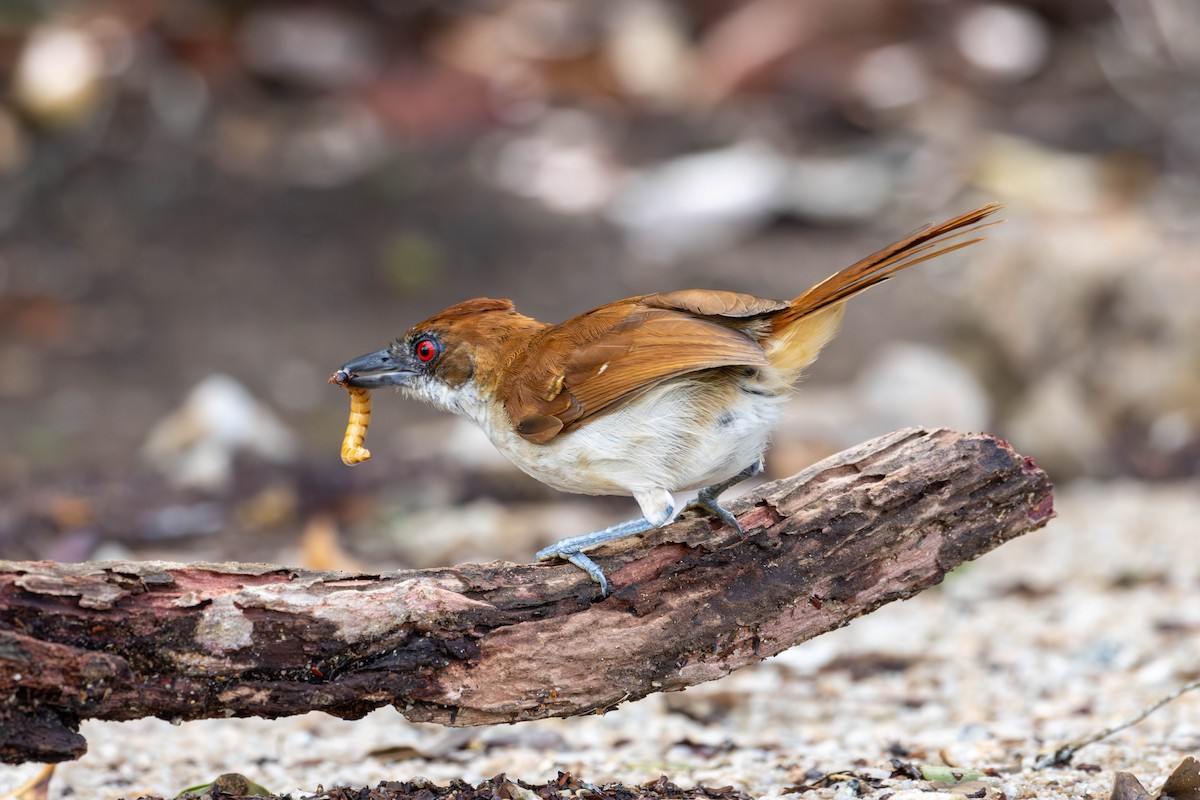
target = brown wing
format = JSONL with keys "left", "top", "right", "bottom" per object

{"left": 501, "top": 304, "right": 769, "bottom": 444}
{"left": 641, "top": 289, "right": 789, "bottom": 318}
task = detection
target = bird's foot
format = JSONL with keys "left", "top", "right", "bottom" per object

{"left": 684, "top": 492, "right": 744, "bottom": 534}
{"left": 683, "top": 458, "right": 765, "bottom": 535}
{"left": 535, "top": 517, "right": 654, "bottom": 596}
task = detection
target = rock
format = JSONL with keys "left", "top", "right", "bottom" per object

{"left": 769, "top": 344, "right": 990, "bottom": 479}
{"left": 784, "top": 152, "right": 895, "bottom": 223}
{"left": 13, "top": 24, "right": 105, "bottom": 127}
{"left": 608, "top": 141, "right": 789, "bottom": 262}
{"left": 852, "top": 44, "right": 930, "bottom": 112}
{"left": 239, "top": 7, "right": 383, "bottom": 90}
{"left": 1005, "top": 373, "right": 1110, "bottom": 478}
{"left": 955, "top": 4, "right": 1050, "bottom": 81}
{"left": 487, "top": 110, "right": 620, "bottom": 214}
{"left": 605, "top": 0, "right": 692, "bottom": 107}
{"left": 142, "top": 374, "right": 297, "bottom": 491}
{"left": 856, "top": 343, "right": 992, "bottom": 434}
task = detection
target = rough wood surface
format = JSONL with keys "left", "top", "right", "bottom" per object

{"left": 0, "top": 427, "right": 1054, "bottom": 764}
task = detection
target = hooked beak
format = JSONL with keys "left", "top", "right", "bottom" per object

{"left": 336, "top": 347, "right": 416, "bottom": 389}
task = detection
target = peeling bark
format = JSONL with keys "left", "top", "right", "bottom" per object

{"left": 0, "top": 427, "right": 1054, "bottom": 764}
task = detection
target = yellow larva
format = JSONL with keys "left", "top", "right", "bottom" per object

{"left": 329, "top": 371, "right": 371, "bottom": 466}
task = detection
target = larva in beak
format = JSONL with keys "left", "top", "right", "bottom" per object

{"left": 329, "top": 370, "right": 372, "bottom": 466}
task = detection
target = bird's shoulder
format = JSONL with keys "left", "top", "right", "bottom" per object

{"left": 640, "top": 289, "right": 789, "bottom": 319}
{"left": 497, "top": 293, "right": 774, "bottom": 444}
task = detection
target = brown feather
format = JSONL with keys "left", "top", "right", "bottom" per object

{"left": 776, "top": 202, "right": 1003, "bottom": 327}
{"left": 400, "top": 298, "right": 546, "bottom": 393}
{"left": 761, "top": 203, "right": 1002, "bottom": 383}
{"left": 499, "top": 304, "right": 769, "bottom": 444}
{"left": 642, "top": 289, "right": 789, "bottom": 318}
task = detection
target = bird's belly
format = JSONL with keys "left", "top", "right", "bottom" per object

{"left": 485, "top": 377, "right": 786, "bottom": 496}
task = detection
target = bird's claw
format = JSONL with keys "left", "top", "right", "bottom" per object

{"left": 535, "top": 545, "right": 610, "bottom": 596}
{"left": 566, "top": 553, "right": 608, "bottom": 596}
{"left": 683, "top": 493, "right": 745, "bottom": 535}
{"left": 535, "top": 517, "right": 654, "bottom": 596}
{"left": 683, "top": 458, "right": 764, "bottom": 535}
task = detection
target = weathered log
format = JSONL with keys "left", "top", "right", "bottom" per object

{"left": 0, "top": 427, "right": 1054, "bottom": 764}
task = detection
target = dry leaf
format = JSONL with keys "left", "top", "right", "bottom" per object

{"left": 1110, "top": 771, "right": 1152, "bottom": 800}
{"left": 1158, "top": 757, "right": 1200, "bottom": 800}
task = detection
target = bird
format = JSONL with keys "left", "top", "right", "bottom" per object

{"left": 336, "top": 203, "right": 1002, "bottom": 593}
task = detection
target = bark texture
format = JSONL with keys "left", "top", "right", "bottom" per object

{"left": 0, "top": 427, "right": 1054, "bottom": 764}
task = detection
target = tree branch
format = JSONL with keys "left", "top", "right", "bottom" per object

{"left": 0, "top": 427, "right": 1054, "bottom": 764}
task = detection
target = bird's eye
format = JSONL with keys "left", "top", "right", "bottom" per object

{"left": 414, "top": 337, "right": 439, "bottom": 363}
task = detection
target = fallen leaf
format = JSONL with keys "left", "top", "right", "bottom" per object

{"left": 1158, "top": 757, "right": 1200, "bottom": 800}
{"left": 1110, "top": 771, "right": 1151, "bottom": 800}
{"left": 175, "top": 772, "right": 272, "bottom": 798}
{"left": 920, "top": 765, "right": 988, "bottom": 783}
{"left": 368, "top": 729, "right": 478, "bottom": 761}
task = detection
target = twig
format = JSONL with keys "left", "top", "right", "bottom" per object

{"left": 1035, "top": 677, "right": 1200, "bottom": 768}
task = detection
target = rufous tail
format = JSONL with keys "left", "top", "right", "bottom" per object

{"left": 764, "top": 202, "right": 1003, "bottom": 382}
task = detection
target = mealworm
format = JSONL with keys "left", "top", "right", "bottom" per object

{"left": 329, "top": 370, "right": 372, "bottom": 466}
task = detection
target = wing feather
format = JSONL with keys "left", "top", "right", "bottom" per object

{"left": 642, "top": 289, "right": 789, "bottom": 318}
{"left": 502, "top": 306, "right": 768, "bottom": 444}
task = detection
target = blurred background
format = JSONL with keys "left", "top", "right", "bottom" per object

{"left": 0, "top": 0, "right": 1197, "bottom": 570}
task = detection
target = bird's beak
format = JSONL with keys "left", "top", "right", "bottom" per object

{"left": 337, "top": 347, "right": 417, "bottom": 389}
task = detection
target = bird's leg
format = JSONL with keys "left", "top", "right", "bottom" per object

{"left": 683, "top": 458, "right": 765, "bottom": 534}
{"left": 535, "top": 517, "right": 655, "bottom": 596}
{"left": 536, "top": 487, "right": 674, "bottom": 596}
{"left": 535, "top": 462, "right": 762, "bottom": 593}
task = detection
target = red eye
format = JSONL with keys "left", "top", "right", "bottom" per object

{"left": 415, "top": 338, "right": 438, "bottom": 362}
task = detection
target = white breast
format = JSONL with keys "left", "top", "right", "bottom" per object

{"left": 477, "top": 376, "right": 786, "bottom": 498}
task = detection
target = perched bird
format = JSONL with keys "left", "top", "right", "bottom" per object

{"left": 337, "top": 203, "right": 1001, "bottom": 592}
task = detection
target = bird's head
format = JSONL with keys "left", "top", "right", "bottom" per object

{"left": 337, "top": 298, "right": 544, "bottom": 416}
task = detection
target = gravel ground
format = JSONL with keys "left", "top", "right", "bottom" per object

{"left": 3, "top": 479, "right": 1197, "bottom": 800}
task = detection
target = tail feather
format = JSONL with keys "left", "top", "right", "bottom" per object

{"left": 780, "top": 202, "right": 1003, "bottom": 326}
{"left": 763, "top": 202, "right": 1003, "bottom": 384}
